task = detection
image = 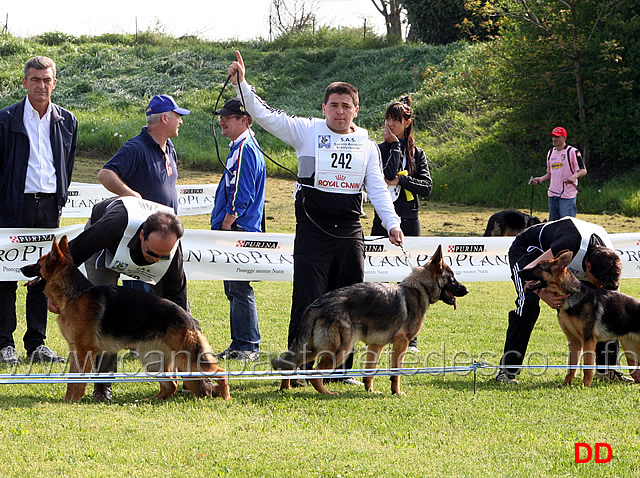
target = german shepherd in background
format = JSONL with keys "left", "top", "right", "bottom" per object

{"left": 484, "top": 210, "right": 542, "bottom": 237}
{"left": 519, "top": 250, "right": 640, "bottom": 387}
{"left": 271, "top": 245, "right": 469, "bottom": 396}
{"left": 21, "top": 236, "right": 231, "bottom": 402}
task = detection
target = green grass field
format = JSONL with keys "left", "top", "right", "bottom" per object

{"left": 4, "top": 278, "right": 640, "bottom": 476}
{"left": 2, "top": 161, "right": 640, "bottom": 476}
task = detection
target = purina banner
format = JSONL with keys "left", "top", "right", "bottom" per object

{"left": 2, "top": 228, "right": 640, "bottom": 282}
{"left": 61, "top": 182, "right": 216, "bottom": 217}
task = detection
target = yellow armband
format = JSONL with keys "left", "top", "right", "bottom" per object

{"left": 397, "top": 170, "right": 414, "bottom": 201}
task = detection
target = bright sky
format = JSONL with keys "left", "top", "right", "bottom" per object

{"left": 1, "top": 0, "right": 386, "bottom": 40}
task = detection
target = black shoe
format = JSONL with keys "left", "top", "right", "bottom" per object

{"left": 92, "top": 383, "right": 113, "bottom": 402}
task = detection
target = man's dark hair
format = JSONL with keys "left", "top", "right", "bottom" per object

{"left": 24, "top": 56, "right": 56, "bottom": 78}
{"left": 587, "top": 246, "right": 622, "bottom": 290}
{"left": 324, "top": 82, "right": 359, "bottom": 107}
{"left": 142, "top": 212, "right": 184, "bottom": 240}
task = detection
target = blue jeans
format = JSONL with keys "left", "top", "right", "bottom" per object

{"left": 224, "top": 281, "right": 260, "bottom": 352}
{"left": 122, "top": 280, "right": 152, "bottom": 293}
{"left": 548, "top": 196, "right": 577, "bottom": 221}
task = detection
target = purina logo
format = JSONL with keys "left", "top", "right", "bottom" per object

{"left": 67, "top": 190, "right": 79, "bottom": 196}
{"left": 364, "top": 244, "right": 384, "bottom": 253}
{"left": 447, "top": 244, "right": 485, "bottom": 253}
{"left": 9, "top": 234, "right": 55, "bottom": 244}
{"left": 180, "top": 188, "right": 203, "bottom": 194}
{"left": 335, "top": 174, "right": 347, "bottom": 181}
{"left": 236, "top": 240, "right": 278, "bottom": 249}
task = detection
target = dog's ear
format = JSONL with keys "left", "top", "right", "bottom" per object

{"left": 50, "top": 236, "right": 62, "bottom": 260}
{"left": 58, "top": 235, "right": 70, "bottom": 255}
{"left": 428, "top": 245, "right": 444, "bottom": 272}
{"left": 554, "top": 250, "right": 573, "bottom": 268}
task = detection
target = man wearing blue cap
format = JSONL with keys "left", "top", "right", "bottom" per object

{"left": 93, "top": 94, "right": 190, "bottom": 400}
{"left": 98, "top": 94, "right": 190, "bottom": 214}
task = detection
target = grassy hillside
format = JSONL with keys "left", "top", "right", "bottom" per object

{"left": 1, "top": 30, "right": 639, "bottom": 215}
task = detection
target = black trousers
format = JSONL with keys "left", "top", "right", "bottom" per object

{"left": 500, "top": 238, "right": 620, "bottom": 376}
{"left": 0, "top": 195, "right": 58, "bottom": 352}
{"left": 371, "top": 212, "right": 420, "bottom": 237}
{"left": 288, "top": 221, "right": 365, "bottom": 370}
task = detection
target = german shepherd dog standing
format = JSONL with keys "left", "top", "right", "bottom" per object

{"left": 519, "top": 250, "right": 640, "bottom": 387}
{"left": 271, "top": 245, "right": 469, "bottom": 396}
{"left": 21, "top": 236, "right": 231, "bottom": 402}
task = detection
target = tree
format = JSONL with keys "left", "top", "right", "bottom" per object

{"left": 269, "top": 0, "right": 322, "bottom": 38}
{"left": 402, "top": 0, "right": 485, "bottom": 44}
{"left": 465, "top": 0, "right": 632, "bottom": 168}
{"left": 370, "top": 0, "right": 404, "bottom": 42}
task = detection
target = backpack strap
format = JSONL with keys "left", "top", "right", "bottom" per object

{"left": 566, "top": 146, "right": 575, "bottom": 174}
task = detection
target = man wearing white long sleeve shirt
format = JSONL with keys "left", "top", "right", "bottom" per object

{"left": 227, "top": 51, "right": 403, "bottom": 383}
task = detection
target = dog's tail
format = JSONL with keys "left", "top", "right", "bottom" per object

{"left": 271, "top": 304, "right": 317, "bottom": 370}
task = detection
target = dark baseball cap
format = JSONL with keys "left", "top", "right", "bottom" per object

{"left": 146, "top": 95, "right": 191, "bottom": 116}
{"left": 214, "top": 98, "right": 247, "bottom": 116}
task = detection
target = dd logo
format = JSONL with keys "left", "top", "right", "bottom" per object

{"left": 574, "top": 443, "right": 612, "bottom": 463}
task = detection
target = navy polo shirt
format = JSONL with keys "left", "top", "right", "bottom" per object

{"left": 102, "top": 127, "right": 178, "bottom": 212}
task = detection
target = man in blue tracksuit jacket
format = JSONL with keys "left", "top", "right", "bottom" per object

{"left": 210, "top": 98, "right": 266, "bottom": 361}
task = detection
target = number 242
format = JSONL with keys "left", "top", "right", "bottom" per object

{"left": 331, "top": 152, "right": 352, "bottom": 169}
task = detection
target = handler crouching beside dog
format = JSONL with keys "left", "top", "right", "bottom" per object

{"left": 496, "top": 217, "right": 631, "bottom": 384}
{"left": 53, "top": 196, "right": 189, "bottom": 401}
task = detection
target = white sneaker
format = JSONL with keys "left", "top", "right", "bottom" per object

{"left": 495, "top": 372, "right": 518, "bottom": 384}
{"left": 595, "top": 370, "right": 634, "bottom": 383}
{"left": 343, "top": 378, "right": 362, "bottom": 386}
{"left": 0, "top": 346, "right": 19, "bottom": 364}
{"left": 30, "top": 345, "right": 65, "bottom": 363}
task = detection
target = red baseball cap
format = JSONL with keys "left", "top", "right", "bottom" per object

{"left": 549, "top": 126, "right": 567, "bottom": 137}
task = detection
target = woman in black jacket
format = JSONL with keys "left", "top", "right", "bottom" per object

{"left": 371, "top": 96, "right": 432, "bottom": 237}
{"left": 371, "top": 96, "right": 432, "bottom": 351}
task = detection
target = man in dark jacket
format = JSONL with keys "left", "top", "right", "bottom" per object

{"left": 0, "top": 56, "right": 77, "bottom": 365}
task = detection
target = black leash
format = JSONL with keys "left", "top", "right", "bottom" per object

{"left": 528, "top": 176, "right": 534, "bottom": 219}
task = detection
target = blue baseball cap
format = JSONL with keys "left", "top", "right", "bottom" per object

{"left": 146, "top": 95, "right": 191, "bottom": 116}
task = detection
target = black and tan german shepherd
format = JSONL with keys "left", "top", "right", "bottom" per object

{"left": 483, "top": 210, "right": 542, "bottom": 237}
{"left": 271, "top": 245, "right": 469, "bottom": 396}
{"left": 21, "top": 236, "right": 231, "bottom": 402}
{"left": 519, "top": 250, "right": 640, "bottom": 387}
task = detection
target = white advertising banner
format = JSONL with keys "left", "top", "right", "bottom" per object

{"left": 2, "top": 228, "right": 640, "bottom": 282}
{"left": 61, "top": 182, "right": 216, "bottom": 218}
